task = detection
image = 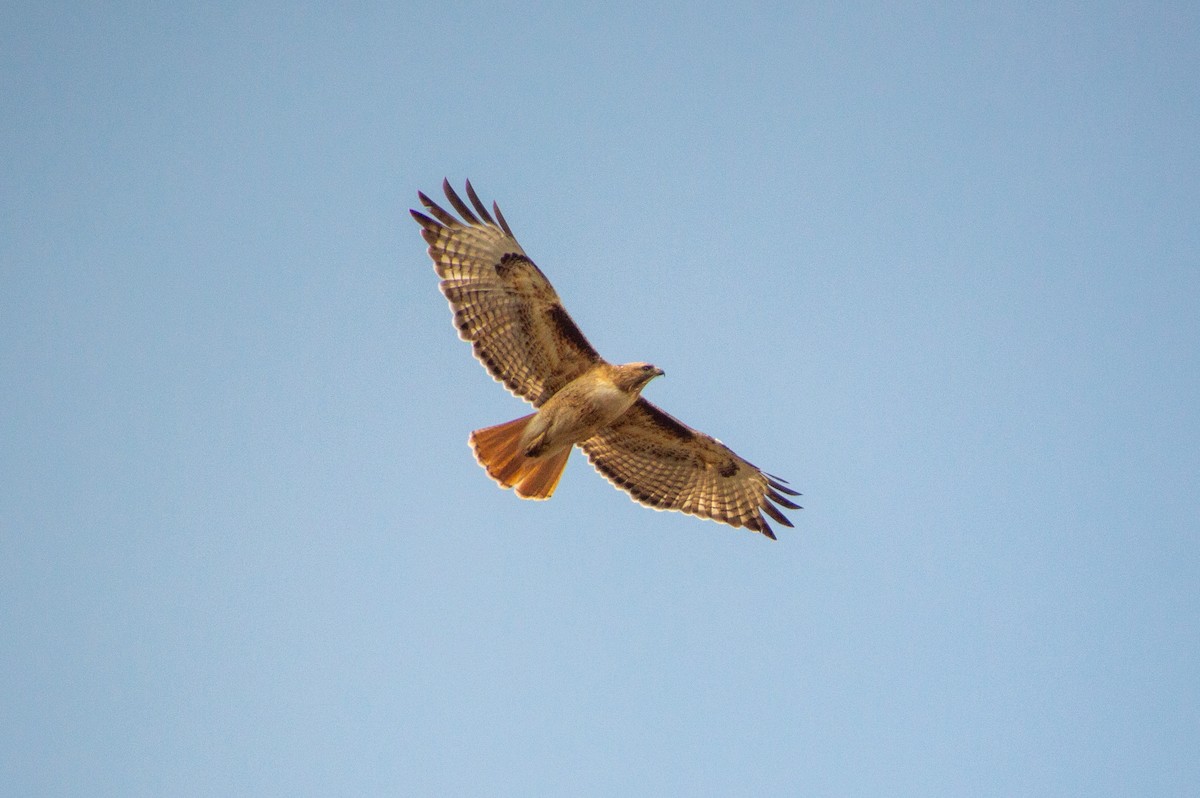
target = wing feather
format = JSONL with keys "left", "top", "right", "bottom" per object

{"left": 417, "top": 192, "right": 459, "bottom": 227}
{"left": 442, "top": 178, "right": 481, "bottom": 225}
{"left": 464, "top": 180, "right": 496, "bottom": 225}
{"left": 581, "top": 399, "right": 801, "bottom": 539}
{"left": 492, "top": 202, "right": 514, "bottom": 237}
{"left": 413, "top": 181, "right": 603, "bottom": 406}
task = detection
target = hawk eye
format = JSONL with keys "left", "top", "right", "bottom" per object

{"left": 641, "top": 364, "right": 652, "bottom": 371}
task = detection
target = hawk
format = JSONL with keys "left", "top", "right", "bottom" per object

{"left": 411, "top": 180, "right": 801, "bottom": 539}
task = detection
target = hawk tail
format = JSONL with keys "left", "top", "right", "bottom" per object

{"left": 469, "top": 414, "right": 571, "bottom": 501}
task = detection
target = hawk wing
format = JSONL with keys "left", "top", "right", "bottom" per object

{"left": 411, "top": 180, "right": 603, "bottom": 407}
{"left": 581, "top": 399, "right": 801, "bottom": 539}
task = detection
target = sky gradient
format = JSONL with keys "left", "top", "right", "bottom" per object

{"left": 3, "top": 3, "right": 1199, "bottom": 795}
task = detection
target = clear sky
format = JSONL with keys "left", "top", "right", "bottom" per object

{"left": 3, "top": 3, "right": 1198, "bottom": 795}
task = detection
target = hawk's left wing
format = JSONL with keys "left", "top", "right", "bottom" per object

{"left": 581, "top": 399, "right": 801, "bottom": 539}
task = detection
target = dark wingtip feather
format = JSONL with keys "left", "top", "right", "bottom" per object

{"left": 767, "top": 476, "right": 802, "bottom": 496}
{"left": 442, "top": 179, "right": 480, "bottom": 225}
{"left": 493, "top": 202, "right": 514, "bottom": 237}
{"left": 410, "top": 209, "right": 438, "bottom": 229}
{"left": 745, "top": 515, "right": 778, "bottom": 540}
{"left": 761, "top": 501, "right": 794, "bottom": 528}
{"left": 419, "top": 191, "right": 458, "bottom": 226}
{"left": 464, "top": 180, "right": 496, "bottom": 225}
{"left": 767, "top": 488, "right": 802, "bottom": 510}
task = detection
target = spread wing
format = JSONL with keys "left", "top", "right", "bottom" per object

{"left": 581, "top": 399, "right": 801, "bottom": 539}
{"left": 411, "top": 180, "right": 603, "bottom": 407}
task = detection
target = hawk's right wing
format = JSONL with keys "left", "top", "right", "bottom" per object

{"left": 411, "top": 180, "right": 604, "bottom": 407}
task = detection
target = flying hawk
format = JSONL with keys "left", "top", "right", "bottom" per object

{"left": 411, "top": 180, "right": 800, "bottom": 539}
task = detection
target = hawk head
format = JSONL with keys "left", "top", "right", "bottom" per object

{"left": 613, "top": 362, "right": 665, "bottom": 392}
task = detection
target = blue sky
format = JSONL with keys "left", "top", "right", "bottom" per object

{"left": 3, "top": 2, "right": 1198, "bottom": 795}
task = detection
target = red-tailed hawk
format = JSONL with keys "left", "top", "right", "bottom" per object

{"left": 411, "top": 180, "right": 801, "bottom": 539}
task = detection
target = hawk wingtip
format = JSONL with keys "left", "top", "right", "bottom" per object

{"left": 441, "top": 178, "right": 480, "bottom": 224}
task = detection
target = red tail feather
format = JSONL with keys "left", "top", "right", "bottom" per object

{"left": 469, "top": 415, "right": 571, "bottom": 500}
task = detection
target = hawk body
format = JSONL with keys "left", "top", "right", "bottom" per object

{"left": 412, "top": 180, "right": 800, "bottom": 539}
